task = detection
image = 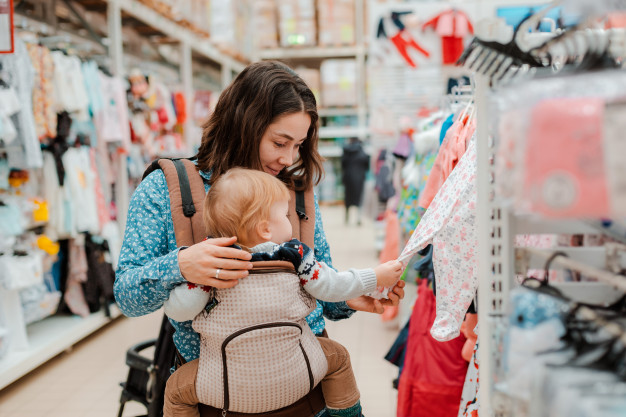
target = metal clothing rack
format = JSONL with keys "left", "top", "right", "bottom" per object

{"left": 474, "top": 39, "right": 626, "bottom": 417}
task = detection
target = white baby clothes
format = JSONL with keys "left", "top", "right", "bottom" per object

{"left": 399, "top": 136, "right": 478, "bottom": 342}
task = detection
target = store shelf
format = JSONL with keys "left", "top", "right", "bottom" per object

{"left": 318, "top": 107, "right": 360, "bottom": 117}
{"left": 117, "top": 0, "right": 246, "bottom": 71}
{"left": 319, "top": 126, "right": 369, "bottom": 139}
{"left": 0, "top": 304, "right": 123, "bottom": 390}
{"left": 319, "top": 145, "right": 373, "bottom": 158}
{"left": 258, "top": 45, "right": 365, "bottom": 60}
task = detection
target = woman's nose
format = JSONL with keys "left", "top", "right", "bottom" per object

{"left": 279, "top": 149, "right": 294, "bottom": 166}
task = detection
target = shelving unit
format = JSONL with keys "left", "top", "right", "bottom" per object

{"left": 253, "top": 0, "right": 369, "bottom": 150}
{"left": 2, "top": 0, "right": 249, "bottom": 391}
{"left": 0, "top": 304, "right": 122, "bottom": 391}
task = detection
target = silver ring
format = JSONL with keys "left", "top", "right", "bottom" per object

{"left": 215, "top": 268, "right": 221, "bottom": 279}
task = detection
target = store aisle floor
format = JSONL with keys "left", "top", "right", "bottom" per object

{"left": 0, "top": 205, "right": 400, "bottom": 417}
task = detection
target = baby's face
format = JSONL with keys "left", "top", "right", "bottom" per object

{"left": 267, "top": 200, "right": 293, "bottom": 243}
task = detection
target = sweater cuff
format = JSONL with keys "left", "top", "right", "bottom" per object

{"left": 162, "top": 247, "right": 189, "bottom": 288}
{"left": 355, "top": 268, "right": 378, "bottom": 294}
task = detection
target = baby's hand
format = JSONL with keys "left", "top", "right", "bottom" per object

{"left": 374, "top": 260, "right": 403, "bottom": 287}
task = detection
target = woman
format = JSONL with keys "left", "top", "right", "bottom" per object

{"left": 114, "top": 60, "right": 405, "bottom": 397}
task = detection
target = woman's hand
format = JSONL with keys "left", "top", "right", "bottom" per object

{"left": 178, "top": 236, "right": 253, "bottom": 288}
{"left": 346, "top": 280, "right": 406, "bottom": 314}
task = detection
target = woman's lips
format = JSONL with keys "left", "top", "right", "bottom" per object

{"left": 266, "top": 167, "right": 281, "bottom": 176}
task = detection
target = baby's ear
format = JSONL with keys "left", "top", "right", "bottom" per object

{"left": 256, "top": 219, "right": 272, "bottom": 241}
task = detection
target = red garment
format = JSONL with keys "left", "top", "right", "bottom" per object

{"left": 390, "top": 30, "right": 430, "bottom": 68}
{"left": 174, "top": 92, "right": 187, "bottom": 125}
{"left": 397, "top": 280, "right": 468, "bottom": 417}
{"left": 422, "top": 9, "right": 474, "bottom": 65}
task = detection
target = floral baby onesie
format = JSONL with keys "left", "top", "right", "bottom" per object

{"left": 399, "top": 136, "right": 477, "bottom": 342}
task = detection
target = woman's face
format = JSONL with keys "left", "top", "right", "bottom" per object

{"left": 259, "top": 112, "right": 311, "bottom": 176}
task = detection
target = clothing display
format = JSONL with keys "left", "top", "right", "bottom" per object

{"left": 422, "top": 9, "right": 474, "bottom": 65}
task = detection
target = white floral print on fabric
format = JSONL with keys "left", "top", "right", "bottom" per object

{"left": 399, "top": 137, "right": 477, "bottom": 342}
{"left": 114, "top": 168, "right": 353, "bottom": 362}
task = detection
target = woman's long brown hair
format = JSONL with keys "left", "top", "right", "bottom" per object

{"left": 196, "top": 61, "right": 324, "bottom": 191}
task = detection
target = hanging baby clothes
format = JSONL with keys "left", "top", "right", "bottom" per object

{"left": 397, "top": 279, "right": 468, "bottom": 417}
{"left": 419, "top": 116, "right": 475, "bottom": 210}
{"left": 81, "top": 60, "right": 105, "bottom": 117}
{"left": 422, "top": 9, "right": 474, "bottom": 65}
{"left": 399, "top": 137, "right": 478, "bottom": 342}
{"left": 0, "top": 39, "right": 42, "bottom": 168}
{"left": 62, "top": 147, "right": 100, "bottom": 234}
{"left": 95, "top": 73, "right": 131, "bottom": 149}
{"left": 458, "top": 343, "right": 479, "bottom": 417}
{"left": 50, "top": 52, "right": 89, "bottom": 120}
{"left": 26, "top": 44, "right": 57, "bottom": 141}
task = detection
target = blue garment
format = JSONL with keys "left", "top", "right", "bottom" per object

{"left": 439, "top": 114, "right": 454, "bottom": 145}
{"left": 115, "top": 168, "right": 355, "bottom": 362}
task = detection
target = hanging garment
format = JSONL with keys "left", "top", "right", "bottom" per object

{"left": 64, "top": 236, "right": 90, "bottom": 317}
{"left": 422, "top": 9, "right": 474, "bottom": 65}
{"left": 26, "top": 44, "right": 57, "bottom": 141}
{"left": 0, "top": 39, "right": 42, "bottom": 168}
{"left": 390, "top": 30, "right": 431, "bottom": 68}
{"left": 89, "top": 148, "right": 110, "bottom": 229}
{"left": 399, "top": 137, "right": 478, "bottom": 342}
{"left": 341, "top": 140, "right": 370, "bottom": 208}
{"left": 173, "top": 91, "right": 187, "bottom": 125}
{"left": 62, "top": 147, "right": 100, "bottom": 234}
{"left": 397, "top": 279, "right": 468, "bottom": 417}
{"left": 95, "top": 72, "right": 131, "bottom": 149}
{"left": 458, "top": 342, "right": 479, "bottom": 417}
{"left": 81, "top": 60, "right": 104, "bottom": 117}
{"left": 50, "top": 52, "right": 89, "bottom": 119}
{"left": 419, "top": 116, "right": 475, "bottom": 210}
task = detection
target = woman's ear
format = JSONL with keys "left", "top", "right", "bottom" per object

{"left": 256, "top": 219, "right": 272, "bottom": 241}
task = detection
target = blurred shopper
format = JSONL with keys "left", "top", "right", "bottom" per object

{"left": 341, "top": 137, "right": 370, "bottom": 225}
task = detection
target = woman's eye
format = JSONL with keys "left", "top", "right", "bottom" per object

{"left": 275, "top": 142, "right": 286, "bottom": 148}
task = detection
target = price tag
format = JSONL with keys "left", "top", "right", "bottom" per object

{"left": 0, "top": 0, "right": 13, "bottom": 54}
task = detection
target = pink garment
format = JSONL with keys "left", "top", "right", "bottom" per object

{"left": 400, "top": 138, "right": 477, "bottom": 342}
{"left": 90, "top": 148, "right": 110, "bottom": 229}
{"left": 523, "top": 98, "right": 608, "bottom": 218}
{"left": 419, "top": 117, "right": 475, "bottom": 209}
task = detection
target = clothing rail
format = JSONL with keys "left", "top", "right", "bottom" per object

{"left": 516, "top": 247, "right": 626, "bottom": 292}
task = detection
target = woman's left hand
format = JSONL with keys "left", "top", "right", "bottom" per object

{"left": 346, "top": 280, "right": 406, "bottom": 314}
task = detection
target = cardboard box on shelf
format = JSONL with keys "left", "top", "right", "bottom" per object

{"left": 317, "top": 0, "right": 355, "bottom": 46}
{"left": 252, "top": 0, "right": 279, "bottom": 49}
{"left": 278, "top": 0, "right": 317, "bottom": 47}
{"left": 320, "top": 59, "right": 357, "bottom": 108}
{"left": 295, "top": 67, "right": 321, "bottom": 104}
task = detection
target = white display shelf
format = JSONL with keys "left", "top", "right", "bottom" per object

{"left": 115, "top": 0, "right": 246, "bottom": 72}
{"left": 319, "top": 126, "right": 369, "bottom": 139}
{"left": 0, "top": 304, "right": 122, "bottom": 391}
{"left": 318, "top": 107, "right": 360, "bottom": 117}
{"left": 258, "top": 46, "right": 365, "bottom": 60}
{"left": 319, "top": 145, "right": 373, "bottom": 158}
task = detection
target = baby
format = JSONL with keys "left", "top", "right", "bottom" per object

{"left": 163, "top": 167, "right": 403, "bottom": 417}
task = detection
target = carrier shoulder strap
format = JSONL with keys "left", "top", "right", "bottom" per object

{"left": 144, "top": 159, "right": 207, "bottom": 247}
{"left": 143, "top": 159, "right": 316, "bottom": 250}
{"left": 289, "top": 185, "right": 315, "bottom": 249}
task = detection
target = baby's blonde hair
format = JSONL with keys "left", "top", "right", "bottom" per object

{"left": 204, "top": 168, "right": 291, "bottom": 246}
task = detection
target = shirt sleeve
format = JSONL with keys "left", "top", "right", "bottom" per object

{"left": 164, "top": 283, "right": 211, "bottom": 322}
{"left": 114, "top": 170, "right": 187, "bottom": 317}
{"left": 312, "top": 192, "right": 356, "bottom": 320}
{"left": 302, "top": 262, "right": 377, "bottom": 302}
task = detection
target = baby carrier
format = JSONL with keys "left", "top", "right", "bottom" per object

{"left": 123, "top": 159, "right": 327, "bottom": 417}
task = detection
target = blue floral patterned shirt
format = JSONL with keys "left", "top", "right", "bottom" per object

{"left": 114, "top": 168, "right": 355, "bottom": 362}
